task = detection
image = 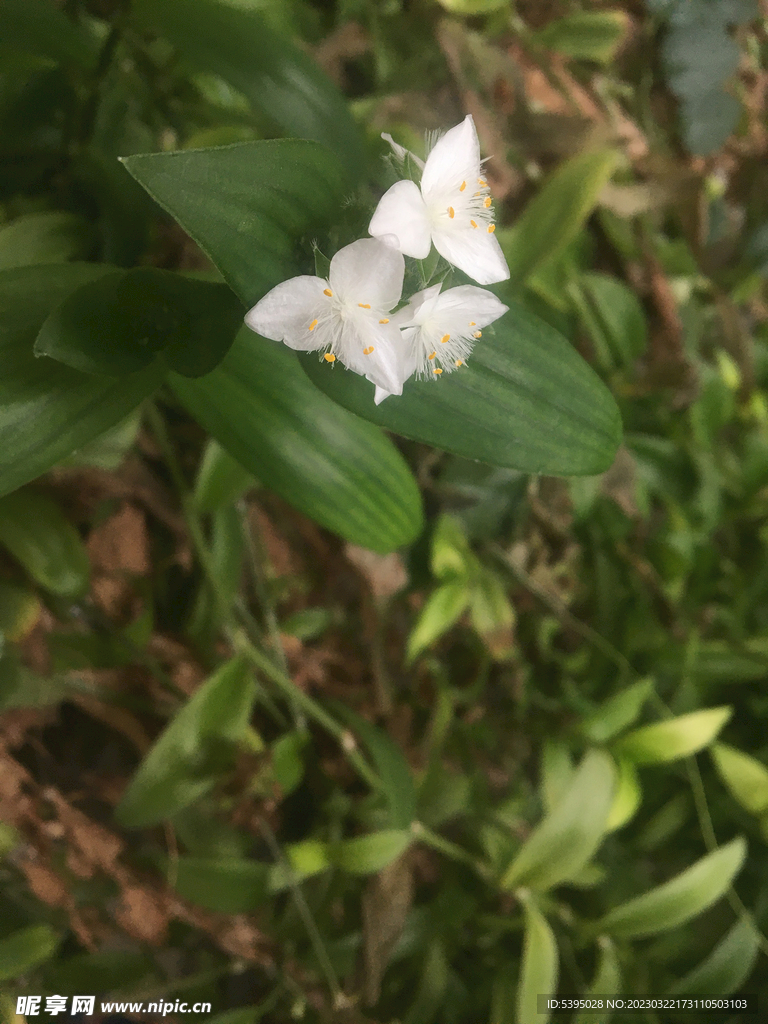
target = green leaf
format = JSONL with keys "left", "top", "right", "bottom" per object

{"left": 172, "top": 857, "right": 269, "bottom": 913}
{"left": 431, "top": 514, "right": 475, "bottom": 581}
{"left": 0, "top": 489, "right": 89, "bottom": 598}
{"left": 516, "top": 897, "right": 558, "bottom": 1024}
{"left": 595, "top": 837, "right": 746, "bottom": 938}
{"left": 406, "top": 581, "right": 470, "bottom": 664}
{"left": 0, "top": 264, "right": 164, "bottom": 498}
{"left": 42, "top": 950, "right": 153, "bottom": 996}
{"left": 0, "top": 0, "right": 97, "bottom": 70}
{"left": 605, "top": 756, "right": 642, "bottom": 832}
{"left": 575, "top": 939, "right": 621, "bottom": 1024}
{"left": 669, "top": 918, "right": 759, "bottom": 996}
{"left": 0, "top": 581, "right": 40, "bottom": 641}
{"left": 0, "top": 924, "right": 59, "bottom": 983}
{"left": 0, "top": 653, "right": 71, "bottom": 710}
{"left": 268, "top": 838, "right": 331, "bottom": 892}
{"left": 271, "top": 732, "right": 306, "bottom": 796}
{"left": 533, "top": 11, "right": 629, "bottom": 64}
{"left": 711, "top": 742, "right": 768, "bottom": 815}
{"left": 35, "top": 268, "right": 243, "bottom": 378}
{"left": 613, "top": 706, "right": 732, "bottom": 765}
{"left": 540, "top": 740, "right": 574, "bottom": 815}
{"left": 329, "top": 830, "right": 412, "bottom": 875}
{"left": 501, "top": 749, "right": 616, "bottom": 891}
{"left": 301, "top": 306, "right": 621, "bottom": 476}
{"left": 121, "top": 140, "right": 348, "bottom": 308}
{"left": 131, "top": 0, "right": 365, "bottom": 176}
{"left": 170, "top": 327, "right": 423, "bottom": 554}
{"left": 0, "top": 212, "right": 93, "bottom": 270}
{"left": 581, "top": 678, "right": 654, "bottom": 743}
{"left": 499, "top": 149, "right": 618, "bottom": 287}
{"left": 436, "top": 0, "right": 510, "bottom": 12}
{"left": 115, "top": 656, "right": 256, "bottom": 827}
{"left": 193, "top": 439, "right": 256, "bottom": 513}
{"left": 572, "top": 273, "right": 647, "bottom": 370}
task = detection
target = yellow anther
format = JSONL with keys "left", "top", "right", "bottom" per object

{"left": 483, "top": 196, "right": 492, "bottom": 208}
{"left": 474, "top": 331, "right": 482, "bottom": 338}
{"left": 324, "top": 353, "right": 335, "bottom": 362}
{"left": 460, "top": 181, "right": 467, "bottom": 191}
{"left": 448, "top": 206, "right": 455, "bottom": 218}
{"left": 478, "top": 178, "right": 487, "bottom": 186}
{"left": 323, "top": 288, "right": 333, "bottom": 296}
{"left": 441, "top": 334, "right": 450, "bottom": 344}
{"left": 358, "top": 302, "right": 371, "bottom": 308}
{"left": 428, "top": 351, "right": 436, "bottom": 360}
{"left": 470, "top": 220, "right": 478, "bottom": 229}
{"left": 363, "top": 346, "right": 375, "bottom": 355}
{"left": 434, "top": 368, "right": 443, "bottom": 375}
{"left": 488, "top": 224, "right": 496, "bottom": 233}
{"left": 309, "top": 319, "right": 318, "bottom": 331}
{"left": 469, "top": 321, "right": 476, "bottom": 326}
{"left": 379, "top": 318, "right": 389, "bottom": 324}
{"left": 455, "top": 359, "right": 463, "bottom": 366}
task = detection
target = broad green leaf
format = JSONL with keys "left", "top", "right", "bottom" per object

{"left": 268, "top": 838, "right": 331, "bottom": 892}
{"left": 170, "top": 327, "right": 423, "bottom": 554}
{"left": 329, "top": 830, "right": 412, "bottom": 875}
{"left": 193, "top": 439, "right": 256, "bottom": 513}
{"left": 669, "top": 918, "right": 759, "bottom": 995}
{"left": 406, "top": 581, "right": 470, "bottom": 664}
{"left": 595, "top": 837, "right": 746, "bottom": 938}
{"left": 540, "top": 740, "right": 574, "bottom": 815}
{"left": 121, "top": 140, "right": 347, "bottom": 307}
{"left": 58, "top": 410, "right": 142, "bottom": 472}
{"left": 575, "top": 939, "right": 621, "bottom": 1024}
{"left": 0, "top": 924, "right": 59, "bottom": 982}
{"left": 533, "top": 12, "right": 629, "bottom": 64}
{"left": 35, "top": 268, "right": 243, "bottom": 378}
{"left": 581, "top": 678, "right": 654, "bottom": 743}
{"left": 131, "top": 0, "right": 365, "bottom": 175}
{"left": 271, "top": 732, "right": 306, "bottom": 796}
{"left": 499, "top": 150, "right": 618, "bottom": 287}
{"left": 711, "top": 743, "right": 768, "bottom": 815}
{"left": 613, "top": 706, "right": 732, "bottom": 764}
{"left": 301, "top": 306, "right": 621, "bottom": 476}
{"left": 516, "top": 897, "right": 558, "bottom": 1024}
{"left": 0, "top": 489, "right": 89, "bottom": 598}
{"left": 331, "top": 705, "right": 417, "bottom": 829}
{"left": 501, "top": 750, "right": 616, "bottom": 891}
{"left": 0, "top": 212, "right": 93, "bottom": 270}
{"left": 572, "top": 273, "right": 647, "bottom": 370}
{"left": 0, "top": 0, "right": 97, "bottom": 70}
{"left": 42, "top": 950, "right": 153, "bottom": 996}
{"left": 0, "top": 264, "right": 164, "bottom": 498}
{"left": 172, "top": 857, "right": 269, "bottom": 913}
{"left": 115, "top": 656, "right": 256, "bottom": 827}
{"left": 605, "top": 757, "right": 641, "bottom": 832}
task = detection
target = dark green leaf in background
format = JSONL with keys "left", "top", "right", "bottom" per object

{"left": 131, "top": 0, "right": 365, "bottom": 177}
{"left": 0, "top": 924, "right": 59, "bottom": 983}
{"left": 122, "top": 140, "right": 348, "bottom": 307}
{"left": 301, "top": 307, "right": 622, "bottom": 476}
{"left": 170, "top": 327, "right": 424, "bottom": 554}
{"left": 0, "top": 212, "right": 94, "bottom": 271}
{"left": 0, "top": 0, "right": 97, "bottom": 71}
{"left": 0, "top": 265, "right": 164, "bottom": 498}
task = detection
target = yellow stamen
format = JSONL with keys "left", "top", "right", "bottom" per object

{"left": 363, "top": 346, "right": 375, "bottom": 355}
{"left": 483, "top": 196, "right": 492, "bottom": 208}
{"left": 469, "top": 321, "right": 476, "bottom": 326}
{"left": 324, "top": 353, "right": 335, "bottom": 362}
{"left": 478, "top": 178, "right": 487, "bottom": 186}
{"left": 434, "top": 368, "right": 443, "bottom": 375}
{"left": 448, "top": 206, "right": 455, "bottom": 218}
{"left": 474, "top": 331, "right": 482, "bottom": 338}
{"left": 470, "top": 220, "right": 478, "bottom": 229}
{"left": 323, "top": 288, "right": 333, "bottom": 297}
{"left": 455, "top": 359, "right": 463, "bottom": 366}
{"left": 460, "top": 181, "right": 467, "bottom": 192}
{"left": 488, "top": 224, "right": 496, "bottom": 233}
{"left": 358, "top": 302, "right": 371, "bottom": 308}
{"left": 309, "top": 319, "right": 318, "bottom": 331}
{"left": 441, "top": 334, "right": 450, "bottom": 344}
{"left": 379, "top": 318, "right": 389, "bottom": 324}
{"left": 428, "top": 351, "right": 436, "bottom": 360}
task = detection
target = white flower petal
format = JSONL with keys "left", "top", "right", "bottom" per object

{"left": 244, "top": 276, "right": 328, "bottom": 350}
{"left": 434, "top": 285, "right": 508, "bottom": 328}
{"left": 431, "top": 226, "right": 510, "bottom": 286}
{"left": 374, "top": 385, "right": 393, "bottom": 406}
{"left": 340, "top": 322, "right": 407, "bottom": 393}
{"left": 391, "top": 283, "right": 442, "bottom": 328}
{"left": 420, "top": 115, "right": 481, "bottom": 204}
{"left": 330, "top": 237, "right": 405, "bottom": 310}
{"left": 368, "top": 180, "right": 432, "bottom": 260}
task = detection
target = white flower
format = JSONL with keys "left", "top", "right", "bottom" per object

{"left": 373, "top": 282, "right": 509, "bottom": 405}
{"left": 244, "top": 238, "right": 407, "bottom": 394}
{"left": 369, "top": 115, "right": 510, "bottom": 287}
